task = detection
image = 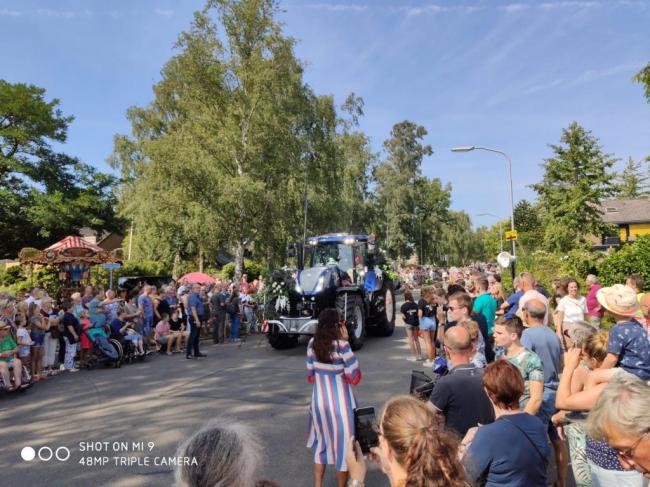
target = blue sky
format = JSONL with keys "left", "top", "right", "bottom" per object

{"left": 2, "top": 0, "right": 649, "bottom": 229}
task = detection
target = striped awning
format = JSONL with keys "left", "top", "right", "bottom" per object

{"left": 45, "top": 236, "right": 103, "bottom": 252}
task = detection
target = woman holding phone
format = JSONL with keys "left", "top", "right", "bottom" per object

{"left": 345, "top": 395, "right": 468, "bottom": 487}
{"left": 307, "top": 308, "right": 361, "bottom": 487}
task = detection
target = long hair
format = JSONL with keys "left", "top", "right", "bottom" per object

{"left": 381, "top": 395, "right": 468, "bottom": 487}
{"left": 312, "top": 308, "right": 340, "bottom": 364}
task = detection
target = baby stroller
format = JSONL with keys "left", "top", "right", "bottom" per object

{"left": 86, "top": 328, "right": 122, "bottom": 369}
{"left": 409, "top": 356, "right": 448, "bottom": 401}
{"left": 0, "top": 361, "right": 32, "bottom": 393}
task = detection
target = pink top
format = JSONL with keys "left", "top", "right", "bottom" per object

{"left": 586, "top": 284, "right": 603, "bottom": 318}
{"left": 155, "top": 321, "right": 170, "bottom": 338}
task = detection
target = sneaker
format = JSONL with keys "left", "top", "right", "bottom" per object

{"left": 59, "top": 364, "right": 66, "bottom": 371}
{"left": 406, "top": 356, "right": 418, "bottom": 362}
{"left": 69, "top": 368, "right": 80, "bottom": 373}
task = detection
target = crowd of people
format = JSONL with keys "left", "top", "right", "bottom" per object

{"left": 0, "top": 273, "right": 265, "bottom": 391}
{"left": 299, "top": 266, "right": 649, "bottom": 487}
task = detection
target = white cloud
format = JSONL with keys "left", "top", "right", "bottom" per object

{"left": 0, "top": 8, "right": 21, "bottom": 16}
{"left": 502, "top": 3, "right": 531, "bottom": 13}
{"left": 302, "top": 3, "right": 368, "bottom": 12}
{"left": 154, "top": 8, "right": 174, "bottom": 18}
{"left": 571, "top": 62, "right": 643, "bottom": 85}
{"left": 523, "top": 78, "right": 564, "bottom": 95}
{"left": 538, "top": 1, "right": 598, "bottom": 10}
{"left": 36, "top": 8, "right": 93, "bottom": 18}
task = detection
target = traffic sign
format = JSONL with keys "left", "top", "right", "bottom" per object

{"left": 505, "top": 230, "right": 518, "bottom": 241}
{"left": 103, "top": 263, "right": 122, "bottom": 270}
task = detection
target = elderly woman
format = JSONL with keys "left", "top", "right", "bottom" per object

{"left": 587, "top": 375, "right": 650, "bottom": 480}
{"left": 174, "top": 418, "right": 267, "bottom": 487}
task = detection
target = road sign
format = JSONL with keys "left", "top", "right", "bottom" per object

{"left": 505, "top": 230, "right": 518, "bottom": 241}
{"left": 103, "top": 263, "right": 122, "bottom": 270}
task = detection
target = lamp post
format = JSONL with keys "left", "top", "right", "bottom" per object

{"left": 452, "top": 146, "right": 516, "bottom": 279}
{"left": 477, "top": 213, "right": 503, "bottom": 253}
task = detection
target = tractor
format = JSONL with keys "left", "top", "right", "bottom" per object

{"left": 266, "top": 233, "right": 396, "bottom": 350}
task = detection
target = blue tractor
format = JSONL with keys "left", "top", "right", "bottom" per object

{"left": 266, "top": 233, "right": 396, "bottom": 350}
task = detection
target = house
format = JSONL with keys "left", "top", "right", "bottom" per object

{"left": 599, "top": 197, "right": 650, "bottom": 246}
{"left": 78, "top": 227, "right": 124, "bottom": 252}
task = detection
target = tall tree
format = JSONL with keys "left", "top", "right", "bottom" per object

{"left": 374, "top": 120, "right": 433, "bottom": 260}
{"left": 0, "top": 80, "right": 119, "bottom": 257}
{"left": 531, "top": 122, "right": 618, "bottom": 252}
{"left": 615, "top": 157, "right": 649, "bottom": 198}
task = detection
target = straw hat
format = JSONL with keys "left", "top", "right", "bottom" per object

{"left": 71, "top": 292, "right": 82, "bottom": 300}
{"left": 596, "top": 284, "right": 640, "bottom": 317}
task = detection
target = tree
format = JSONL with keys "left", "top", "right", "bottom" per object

{"left": 513, "top": 199, "right": 544, "bottom": 251}
{"left": 435, "top": 211, "right": 484, "bottom": 266}
{"left": 634, "top": 61, "right": 650, "bottom": 104}
{"left": 374, "top": 120, "right": 434, "bottom": 260}
{"left": 614, "top": 157, "right": 649, "bottom": 198}
{"left": 530, "top": 122, "right": 618, "bottom": 253}
{"left": 0, "top": 80, "right": 119, "bottom": 257}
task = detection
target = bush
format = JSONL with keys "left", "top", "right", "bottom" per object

{"left": 598, "top": 236, "right": 650, "bottom": 289}
{"left": 221, "top": 260, "right": 268, "bottom": 281}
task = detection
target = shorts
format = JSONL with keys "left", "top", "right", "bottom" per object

{"left": 404, "top": 324, "right": 419, "bottom": 330}
{"left": 143, "top": 316, "right": 154, "bottom": 337}
{"left": 420, "top": 316, "right": 437, "bottom": 332}
{"left": 157, "top": 336, "right": 169, "bottom": 344}
{"left": 124, "top": 334, "right": 141, "bottom": 342}
{"left": 31, "top": 331, "right": 45, "bottom": 347}
{"left": 80, "top": 333, "right": 92, "bottom": 350}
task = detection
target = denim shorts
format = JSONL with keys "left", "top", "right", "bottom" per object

{"left": 31, "top": 331, "right": 45, "bottom": 347}
{"left": 419, "top": 316, "right": 437, "bottom": 332}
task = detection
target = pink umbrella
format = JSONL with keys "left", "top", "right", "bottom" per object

{"left": 178, "top": 272, "right": 216, "bottom": 285}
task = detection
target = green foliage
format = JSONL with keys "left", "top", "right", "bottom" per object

{"left": 434, "top": 211, "right": 484, "bottom": 266}
{"left": 614, "top": 157, "right": 649, "bottom": 198}
{"left": 634, "top": 62, "right": 650, "bottom": 103}
{"left": 0, "top": 80, "right": 121, "bottom": 258}
{"left": 531, "top": 122, "right": 618, "bottom": 252}
{"left": 90, "top": 260, "right": 172, "bottom": 289}
{"left": 598, "top": 236, "right": 650, "bottom": 289}
{"left": 221, "top": 260, "right": 267, "bottom": 281}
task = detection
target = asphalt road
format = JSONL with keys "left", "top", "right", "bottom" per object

{"left": 1, "top": 311, "right": 421, "bottom": 487}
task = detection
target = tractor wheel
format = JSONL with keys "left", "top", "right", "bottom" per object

{"left": 268, "top": 328, "right": 299, "bottom": 350}
{"left": 336, "top": 293, "right": 365, "bottom": 351}
{"left": 370, "top": 280, "right": 396, "bottom": 337}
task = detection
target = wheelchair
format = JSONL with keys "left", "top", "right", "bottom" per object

{"left": 0, "top": 360, "right": 32, "bottom": 393}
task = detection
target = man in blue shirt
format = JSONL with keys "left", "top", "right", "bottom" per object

{"left": 186, "top": 283, "right": 207, "bottom": 359}
{"left": 501, "top": 277, "right": 524, "bottom": 319}
{"left": 138, "top": 286, "right": 154, "bottom": 344}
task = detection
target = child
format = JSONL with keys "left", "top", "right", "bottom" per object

{"left": 154, "top": 313, "right": 178, "bottom": 354}
{"left": 78, "top": 310, "right": 94, "bottom": 368}
{"left": 29, "top": 315, "right": 46, "bottom": 381}
{"left": 16, "top": 315, "right": 33, "bottom": 374}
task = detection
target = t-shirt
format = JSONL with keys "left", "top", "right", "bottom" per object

{"left": 188, "top": 292, "right": 205, "bottom": 318}
{"left": 62, "top": 312, "right": 82, "bottom": 343}
{"left": 498, "top": 348, "right": 544, "bottom": 409}
{"left": 429, "top": 364, "right": 495, "bottom": 436}
{"left": 400, "top": 301, "right": 419, "bottom": 327}
{"left": 169, "top": 317, "right": 183, "bottom": 331}
{"left": 157, "top": 298, "right": 170, "bottom": 318}
{"left": 518, "top": 290, "right": 550, "bottom": 325}
{"left": 557, "top": 295, "right": 587, "bottom": 324}
{"left": 138, "top": 294, "right": 154, "bottom": 319}
{"left": 210, "top": 292, "right": 227, "bottom": 314}
{"left": 586, "top": 284, "right": 603, "bottom": 318}
{"left": 155, "top": 321, "right": 170, "bottom": 339}
{"left": 0, "top": 336, "right": 17, "bottom": 362}
{"left": 417, "top": 298, "right": 436, "bottom": 318}
{"left": 607, "top": 320, "right": 650, "bottom": 381}
{"left": 88, "top": 298, "right": 107, "bottom": 328}
{"left": 465, "top": 413, "right": 549, "bottom": 487}
{"left": 521, "top": 326, "right": 563, "bottom": 389}
{"left": 109, "top": 318, "right": 124, "bottom": 337}
{"left": 17, "top": 328, "right": 31, "bottom": 356}
{"left": 473, "top": 293, "right": 497, "bottom": 336}
{"left": 504, "top": 290, "right": 524, "bottom": 319}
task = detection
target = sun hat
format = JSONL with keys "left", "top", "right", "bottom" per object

{"left": 596, "top": 284, "right": 640, "bottom": 317}
{"left": 0, "top": 321, "right": 10, "bottom": 330}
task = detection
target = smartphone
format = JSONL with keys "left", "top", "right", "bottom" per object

{"left": 354, "top": 407, "right": 379, "bottom": 454}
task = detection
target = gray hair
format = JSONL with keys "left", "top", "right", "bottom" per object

{"left": 586, "top": 274, "right": 598, "bottom": 284}
{"left": 569, "top": 320, "right": 597, "bottom": 348}
{"left": 523, "top": 299, "right": 546, "bottom": 321}
{"left": 586, "top": 373, "right": 650, "bottom": 441}
{"left": 174, "top": 418, "right": 263, "bottom": 487}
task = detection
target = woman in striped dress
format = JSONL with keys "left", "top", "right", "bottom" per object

{"left": 307, "top": 308, "right": 362, "bottom": 487}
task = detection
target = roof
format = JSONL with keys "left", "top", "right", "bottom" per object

{"left": 600, "top": 197, "right": 650, "bottom": 224}
{"left": 46, "top": 236, "right": 104, "bottom": 252}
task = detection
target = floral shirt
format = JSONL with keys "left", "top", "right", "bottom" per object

{"left": 608, "top": 320, "right": 650, "bottom": 381}
{"left": 497, "top": 348, "right": 544, "bottom": 409}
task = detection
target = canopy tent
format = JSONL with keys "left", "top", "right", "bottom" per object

{"left": 46, "top": 235, "right": 103, "bottom": 252}
{"left": 178, "top": 272, "right": 216, "bottom": 285}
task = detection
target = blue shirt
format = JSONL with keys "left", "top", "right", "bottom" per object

{"left": 188, "top": 292, "right": 205, "bottom": 318}
{"left": 465, "top": 413, "right": 549, "bottom": 487}
{"left": 521, "top": 326, "right": 563, "bottom": 389}
{"left": 504, "top": 291, "right": 524, "bottom": 319}
{"left": 88, "top": 298, "right": 106, "bottom": 328}
{"left": 473, "top": 293, "right": 497, "bottom": 336}
{"left": 608, "top": 320, "right": 650, "bottom": 381}
{"left": 138, "top": 294, "right": 154, "bottom": 319}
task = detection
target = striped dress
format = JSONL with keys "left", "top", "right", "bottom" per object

{"left": 306, "top": 338, "right": 362, "bottom": 471}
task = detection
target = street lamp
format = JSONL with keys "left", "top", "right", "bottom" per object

{"left": 477, "top": 213, "right": 503, "bottom": 252}
{"left": 452, "top": 146, "right": 516, "bottom": 279}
